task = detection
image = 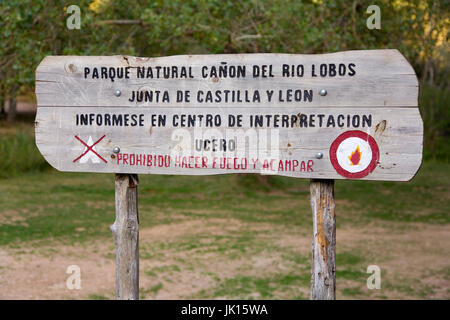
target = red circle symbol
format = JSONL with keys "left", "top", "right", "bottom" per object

{"left": 329, "top": 130, "right": 380, "bottom": 179}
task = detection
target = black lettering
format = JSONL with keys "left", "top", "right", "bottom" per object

{"left": 352, "top": 115, "right": 360, "bottom": 127}
{"left": 362, "top": 114, "right": 372, "bottom": 127}
{"left": 304, "top": 90, "right": 313, "bottom": 102}
{"left": 337, "top": 114, "right": 345, "bottom": 127}
{"left": 112, "top": 114, "right": 123, "bottom": 126}
{"left": 299, "top": 114, "right": 308, "bottom": 127}
{"left": 327, "top": 115, "right": 336, "bottom": 127}
{"left": 348, "top": 63, "right": 356, "bottom": 76}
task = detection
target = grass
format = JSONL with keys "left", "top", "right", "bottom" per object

{"left": 204, "top": 274, "right": 310, "bottom": 299}
{"left": 88, "top": 294, "right": 109, "bottom": 300}
{"left": 0, "top": 172, "right": 115, "bottom": 246}
{"left": 0, "top": 123, "right": 49, "bottom": 178}
{"left": 140, "top": 283, "right": 164, "bottom": 299}
{"left": 1, "top": 161, "right": 447, "bottom": 246}
{"left": 336, "top": 162, "right": 450, "bottom": 225}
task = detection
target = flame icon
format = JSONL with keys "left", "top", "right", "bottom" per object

{"left": 349, "top": 145, "right": 362, "bottom": 165}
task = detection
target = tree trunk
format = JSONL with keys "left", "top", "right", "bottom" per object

{"left": 111, "top": 174, "right": 139, "bottom": 300}
{"left": 310, "top": 179, "right": 336, "bottom": 300}
{"left": 0, "top": 97, "right": 5, "bottom": 115}
{"left": 0, "top": 73, "right": 5, "bottom": 116}
{"left": 7, "top": 96, "right": 17, "bottom": 122}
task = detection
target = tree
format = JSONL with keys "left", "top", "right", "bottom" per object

{"left": 0, "top": 0, "right": 447, "bottom": 157}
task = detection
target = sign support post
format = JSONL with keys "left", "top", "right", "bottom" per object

{"left": 111, "top": 173, "right": 140, "bottom": 300}
{"left": 310, "top": 179, "right": 336, "bottom": 300}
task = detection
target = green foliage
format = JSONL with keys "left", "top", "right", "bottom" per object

{"left": 419, "top": 83, "right": 450, "bottom": 160}
{"left": 0, "top": 0, "right": 448, "bottom": 157}
{"left": 1, "top": 0, "right": 448, "bottom": 87}
{"left": 0, "top": 125, "right": 49, "bottom": 178}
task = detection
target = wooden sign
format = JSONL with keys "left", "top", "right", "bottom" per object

{"left": 35, "top": 49, "right": 423, "bottom": 181}
{"left": 34, "top": 49, "right": 424, "bottom": 300}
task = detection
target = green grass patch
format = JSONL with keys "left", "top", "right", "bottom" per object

{"left": 207, "top": 273, "right": 310, "bottom": 299}
{"left": 0, "top": 124, "right": 49, "bottom": 178}
{"left": 337, "top": 252, "right": 364, "bottom": 266}
{"left": 419, "top": 83, "right": 450, "bottom": 161}
{"left": 0, "top": 161, "right": 448, "bottom": 246}
{"left": 140, "top": 282, "right": 164, "bottom": 299}
{"left": 145, "top": 264, "right": 181, "bottom": 277}
{"left": 336, "top": 161, "right": 450, "bottom": 225}
{"left": 341, "top": 286, "right": 364, "bottom": 297}
{"left": 337, "top": 269, "right": 366, "bottom": 281}
{"left": 88, "top": 294, "right": 109, "bottom": 300}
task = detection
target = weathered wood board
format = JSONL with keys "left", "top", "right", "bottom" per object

{"left": 35, "top": 50, "right": 423, "bottom": 181}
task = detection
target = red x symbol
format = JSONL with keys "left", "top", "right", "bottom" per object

{"left": 73, "top": 135, "right": 107, "bottom": 163}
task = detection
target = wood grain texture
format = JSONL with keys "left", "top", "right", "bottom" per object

{"left": 35, "top": 106, "right": 422, "bottom": 181}
{"left": 35, "top": 50, "right": 418, "bottom": 108}
{"left": 310, "top": 179, "right": 336, "bottom": 300}
{"left": 34, "top": 50, "right": 423, "bottom": 181}
{"left": 111, "top": 174, "right": 139, "bottom": 300}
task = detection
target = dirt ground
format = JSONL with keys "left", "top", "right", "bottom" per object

{"left": 0, "top": 218, "right": 448, "bottom": 300}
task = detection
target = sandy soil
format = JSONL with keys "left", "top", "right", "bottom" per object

{"left": 0, "top": 218, "right": 448, "bottom": 300}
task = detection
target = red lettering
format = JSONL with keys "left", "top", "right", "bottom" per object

{"left": 136, "top": 154, "right": 142, "bottom": 165}
{"left": 241, "top": 158, "right": 248, "bottom": 169}
{"left": 233, "top": 158, "right": 239, "bottom": 170}
{"left": 307, "top": 160, "right": 314, "bottom": 172}
{"left": 182, "top": 156, "right": 188, "bottom": 168}
{"left": 278, "top": 160, "right": 284, "bottom": 171}
{"left": 300, "top": 161, "right": 306, "bottom": 171}
{"left": 270, "top": 159, "right": 276, "bottom": 171}
{"left": 165, "top": 155, "right": 171, "bottom": 167}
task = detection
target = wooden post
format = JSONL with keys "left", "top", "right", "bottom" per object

{"left": 111, "top": 173, "right": 139, "bottom": 300}
{"left": 310, "top": 179, "right": 336, "bottom": 300}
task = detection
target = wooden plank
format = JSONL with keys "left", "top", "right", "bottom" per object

{"left": 35, "top": 106, "right": 422, "bottom": 181}
{"left": 35, "top": 50, "right": 418, "bottom": 108}
{"left": 111, "top": 174, "right": 139, "bottom": 300}
{"left": 35, "top": 50, "right": 423, "bottom": 181}
{"left": 310, "top": 179, "right": 336, "bottom": 300}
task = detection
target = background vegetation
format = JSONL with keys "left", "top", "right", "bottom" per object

{"left": 0, "top": 0, "right": 448, "bottom": 163}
